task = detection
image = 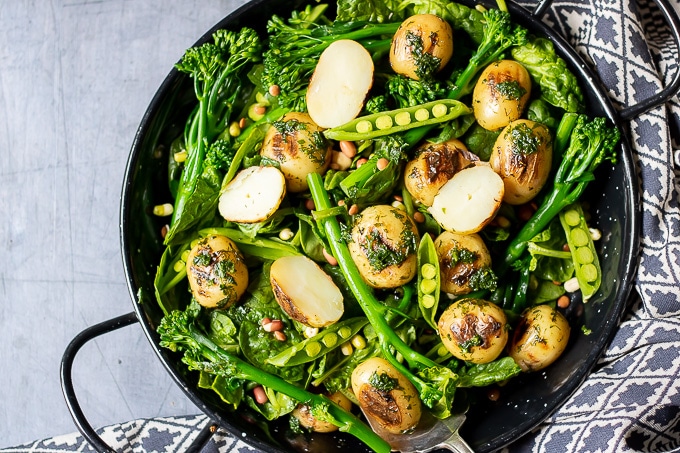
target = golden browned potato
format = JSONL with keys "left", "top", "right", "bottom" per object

{"left": 186, "top": 235, "right": 249, "bottom": 308}
{"left": 404, "top": 139, "right": 479, "bottom": 207}
{"left": 472, "top": 60, "right": 531, "bottom": 131}
{"left": 351, "top": 357, "right": 422, "bottom": 434}
{"left": 348, "top": 205, "right": 419, "bottom": 289}
{"left": 390, "top": 14, "right": 454, "bottom": 80}
{"left": 292, "top": 392, "right": 353, "bottom": 433}
{"left": 438, "top": 298, "right": 508, "bottom": 364}
{"left": 428, "top": 164, "right": 504, "bottom": 234}
{"left": 508, "top": 304, "right": 571, "bottom": 372}
{"left": 434, "top": 231, "right": 493, "bottom": 296}
{"left": 489, "top": 119, "right": 553, "bottom": 205}
{"left": 270, "top": 255, "right": 344, "bottom": 328}
{"left": 260, "top": 112, "right": 332, "bottom": 192}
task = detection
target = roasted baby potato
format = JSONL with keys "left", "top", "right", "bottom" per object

{"left": 270, "top": 255, "right": 344, "bottom": 328}
{"left": 292, "top": 391, "right": 353, "bottom": 433}
{"left": 260, "top": 112, "right": 332, "bottom": 192}
{"left": 390, "top": 14, "right": 454, "bottom": 80}
{"left": 348, "top": 205, "right": 419, "bottom": 289}
{"left": 508, "top": 304, "right": 571, "bottom": 372}
{"left": 351, "top": 357, "right": 422, "bottom": 434}
{"left": 434, "top": 231, "right": 494, "bottom": 296}
{"left": 438, "top": 298, "right": 508, "bottom": 364}
{"left": 489, "top": 119, "right": 553, "bottom": 205}
{"left": 404, "top": 139, "right": 479, "bottom": 207}
{"left": 472, "top": 60, "right": 532, "bottom": 131}
{"left": 186, "top": 235, "right": 249, "bottom": 308}
{"left": 428, "top": 165, "right": 504, "bottom": 234}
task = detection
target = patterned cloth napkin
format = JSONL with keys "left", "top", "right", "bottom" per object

{"left": 6, "top": 0, "right": 679, "bottom": 451}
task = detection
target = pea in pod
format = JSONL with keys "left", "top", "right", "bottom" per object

{"left": 323, "top": 99, "right": 472, "bottom": 141}
{"left": 265, "top": 317, "right": 368, "bottom": 367}
{"left": 417, "top": 233, "right": 441, "bottom": 330}
{"left": 559, "top": 202, "right": 601, "bottom": 300}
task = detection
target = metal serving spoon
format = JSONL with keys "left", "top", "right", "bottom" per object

{"left": 361, "top": 406, "right": 475, "bottom": 453}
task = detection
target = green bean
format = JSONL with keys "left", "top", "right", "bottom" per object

{"left": 265, "top": 317, "right": 369, "bottom": 367}
{"left": 559, "top": 202, "right": 601, "bottom": 301}
{"left": 323, "top": 99, "right": 472, "bottom": 141}
{"left": 417, "top": 233, "right": 441, "bottom": 330}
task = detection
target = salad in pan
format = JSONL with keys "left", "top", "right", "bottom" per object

{"left": 152, "top": 0, "right": 620, "bottom": 451}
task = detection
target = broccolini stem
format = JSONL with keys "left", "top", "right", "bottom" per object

{"left": 308, "top": 173, "right": 438, "bottom": 372}
{"left": 185, "top": 320, "right": 391, "bottom": 453}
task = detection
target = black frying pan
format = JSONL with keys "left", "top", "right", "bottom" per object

{"left": 61, "top": 0, "right": 680, "bottom": 451}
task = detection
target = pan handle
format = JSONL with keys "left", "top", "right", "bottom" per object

{"left": 530, "top": 0, "right": 680, "bottom": 120}
{"left": 60, "top": 312, "right": 218, "bottom": 453}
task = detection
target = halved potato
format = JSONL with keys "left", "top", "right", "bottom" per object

{"left": 186, "top": 235, "right": 249, "bottom": 309}
{"left": 270, "top": 255, "right": 344, "bottom": 327}
{"left": 218, "top": 166, "right": 286, "bottom": 223}
{"left": 306, "top": 39, "right": 374, "bottom": 129}
{"left": 351, "top": 357, "right": 422, "bottom": 434}
{"left": 404, "top": 138, "right": 478, "bottom": 207}
{"left": 428, "top": 165, "right": 504, "bottom": 234}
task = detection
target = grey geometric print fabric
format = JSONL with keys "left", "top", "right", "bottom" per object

{"left": 503, "top": 0, "right": 680, "bottom": 451}
{"left": 5, "top": 0, "right": 679, "bottom": 451}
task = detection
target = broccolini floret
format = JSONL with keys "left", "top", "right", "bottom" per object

{"left": 262, "top": 5, "right": 400, "bottom": 111}
{"left": 502, "top": 114, "right": 620, "bottom": 269}
{"left": 165, "top": 27, "right": 262, "bottom": 245}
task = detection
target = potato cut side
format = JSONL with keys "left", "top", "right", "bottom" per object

{"left": 218, "top": 166, "right": 286, "bottom": 223}
{"left": 270, "top": 255, "right": 344, "bottom": 328}
{"left": 306, "top": 39, "right": 374, "bottom": 129}
{"left": 428, "top": 165, "right": 504, "bottom": 234}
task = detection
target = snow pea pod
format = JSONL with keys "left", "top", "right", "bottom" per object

{"left": 417, "top": 233, "right": 441, "bottom": 330}
{"left": 323, "top": 99, "right": 472, "bottom": 141}
{"left": 265, "top": 317, "right": 369, "bottom": 367}
{"left": 559, "top": 202, "right": 601, "bottom": 301}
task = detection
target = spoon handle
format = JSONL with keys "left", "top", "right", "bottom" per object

{"left": 435, "top": 431, "right": 476, "bottom": 453}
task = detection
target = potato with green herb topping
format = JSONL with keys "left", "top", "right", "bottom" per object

{"left": 438, "top": 298, "right": 508, "bottom": 364}
{"left": 508, "top": 304, "right": 570, "bottom": 371}
{"left": 292, "top": 391, "right": 353, "bottom": 433}
{"left": 348, "top": 205, "right": 419, "bottom": 289}
{"left": 390, "top": 14, "right": 454, "bottom": 81}
{"left": 434, "top": 231, "right": 495, "bottom": 296}
{"left": 490, "top": 119, "right": 553, "bottom": 205}
{"left": 351, "top": 357, "right": 422, "bottom": 434}
{"left": 472, "top": 60, "right": 531, "bottom": 131}
{"left": 260, "top": 112, "right": 332, "bottom": 192}
{"left": 186, "top": 235, "right": 249, "bottom": 309}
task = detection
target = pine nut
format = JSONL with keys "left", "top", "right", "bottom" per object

{"left": 323, "top": 248, "right": 338, "bottom": 266}
{"left": 339, "top": 140, "right": 357, "bottom": 158}
{"left": 253, "top": 386, "right": 268, "bottom": 404}
{"left": 557, "top": 295, "right": 570, "bottom": 308}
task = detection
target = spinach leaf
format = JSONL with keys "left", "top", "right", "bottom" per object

{"left": 239, "top": 319, "right": 307, "bottom": 383}
{"left": 456, "top": 357, "right": 522, "bottom": 387}
{"left": 336, "top": 0, "right": 404, "bottom": 22}
{"left": 462, "top": 123, "right": 501, "bottom": 161}
{"left": 511, "top": 36, "right": 584, "bottom": 113}
{"left": 198, "top": 372, "right": 244, "bottom": 408}
{"left": 244, "top": 387, "right": 297, "bottom": 421}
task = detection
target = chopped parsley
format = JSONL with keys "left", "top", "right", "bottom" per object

{"left": 496, "top": 80, "right": 527, "bottom": 100}
{"left": 405, "top": 30, "right": 441, "bottom": 80}
{"left": 369, "top": 371, "right": 399, "bottom": 392}
{"left": 468, "top": 267, "right": 499, "bottom": 291}
{"left": 361, "top": 226, "right": 417, "bottom": 272}
{"left": 505, "top": 121, "right": 541, "bottom": 155}
{"left": 448, "top": 246, "right": 477, "bottom": 265}
{"left": 458, "top": 334, "right": 484, "bottom": 353}
{"left": 193, "top": 250, "right": 212, "bottom": 267}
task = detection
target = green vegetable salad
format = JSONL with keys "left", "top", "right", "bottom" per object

{"left": 152, "top": 0, "right": 620, "bottom": 451}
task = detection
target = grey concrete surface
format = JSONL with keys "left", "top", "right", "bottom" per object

{"left": 0, "top": 1, "right": 248, "bottom": 447}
